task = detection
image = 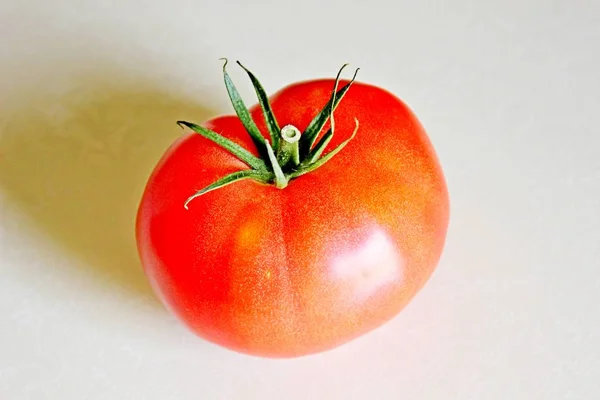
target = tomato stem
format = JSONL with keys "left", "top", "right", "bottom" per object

{"left": 277, "top": 125, "right": 301, "bottom": 169}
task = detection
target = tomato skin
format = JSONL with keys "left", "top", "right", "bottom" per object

{"left": 136, "top": 78, "right": 449, "bottom": 358}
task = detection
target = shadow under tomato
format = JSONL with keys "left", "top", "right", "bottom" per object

{"left": 0, "top": 68, "right": 218, "bottom": 302}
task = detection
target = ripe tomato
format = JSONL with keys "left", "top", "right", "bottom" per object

{"left": 136, "top": 61, "right": 449, "bottom": 358}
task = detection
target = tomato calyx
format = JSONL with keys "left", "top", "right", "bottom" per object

{"left": 177, "top": 59, "right": 360, "bottom": 209}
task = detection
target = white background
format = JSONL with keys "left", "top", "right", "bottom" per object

{"left": 1, "top": 0, "right": 599, "bottom": 398}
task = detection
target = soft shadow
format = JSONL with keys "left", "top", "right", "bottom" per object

{"left": 0, "top": 70, "right": 217, "bottom": 300}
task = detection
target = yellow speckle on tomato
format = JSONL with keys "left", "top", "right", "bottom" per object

{"left": 235, "top": 218, "right": 263, "bottom": 251}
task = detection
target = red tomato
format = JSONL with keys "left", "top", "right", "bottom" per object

{"left": 136, "top": 61, "right": 449, "bottom": 358}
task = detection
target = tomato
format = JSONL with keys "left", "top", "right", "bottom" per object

{"left": 136, "top": 61, "right": 449, "bottom": 358}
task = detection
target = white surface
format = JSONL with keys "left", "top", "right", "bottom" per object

{"left": 1, "top": 0, "right": 599, "bottom": 398}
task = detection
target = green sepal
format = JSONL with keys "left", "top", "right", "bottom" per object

{"left": 307, "top": 70, "right": 339, "bottom": 164}
{"left": 299, "top": 66, "right": 359, "bottom": 158}
{"left": 221, "top": 59, "right": 267, "bottom": 157}
{"left": 184, "top": 169, "right": 272, "bottom": 209}
{"left": 306, "top": 128, "right": 333, "bottom": 164}
{"left": 237, "top": 61, "right": 281, "bottom": 150}
{"left": 177, "top": 121, "right": 268, "bottom": 171}
{"left": 265, "top": 141, "right": 288, "bottom": 188}
{"left": 291, "top": 118, "right": 359, "bottom": 179}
